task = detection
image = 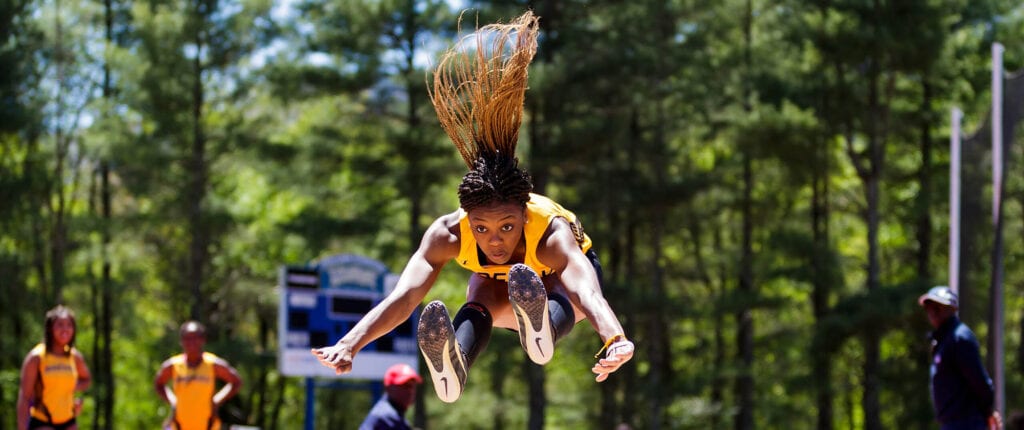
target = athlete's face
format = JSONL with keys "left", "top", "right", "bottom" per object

{"left": 50, "top": 317, "right": 74, "bottom": 348}
{"left": 923, "top": 300, "right": 956, "bottom": 329}
{"left": 468, "top": 202, "right": 526, "bottom": 265}
{"left": 180, "top": 329, "right": 206, "bottom": 358}
{"left": 386, "top": 381, "right": 418, "bottom": 410}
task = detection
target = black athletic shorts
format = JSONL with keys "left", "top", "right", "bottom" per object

{"left": 29, "top": 416, "right": 77, "bottom": 430}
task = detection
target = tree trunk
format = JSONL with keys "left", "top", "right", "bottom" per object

{"left": 269, "top": 376, "right": 287, "bottom": 430}
{"left": 526, "top": 361, "right": 545, "bottom": 430}
{"left": 489, "top": 336, "right": 513, "bottom": 430}
{"left": 812, "top": 137, "right": 833, "bottom": 430}
{"left": 690, "top": 216, "right": 727, "bottom": 429}
{"left": 620, "top": 184, "right": 639, "bottom": 428}
{"left": 735, "top": 153, "right": 754, "bottom": 430}
{"left": 861, "top": 59, "right": 884, "bottom": 430}
{"left": 88, "top": 166, "right": 102, "bottom": 430}
{"left": 525, "top": 53, "right": 551, "bottom": 430}
{"left": 600, "top": 162, "right": 625, "bottom": 430}
{"left": 99, "top": 0, "right": 116, "bottom": 424}
{"left": 813, "top": 35, "right": 835, "bottom": 426}
{"left": 187, "top": 0, "right": 208, "bottom": 320}
{"left": 398, "top": 3, "right": 430, "bottom": 427}
{"left": 735, "top": 2, "right": 755, "bottom": 427}
{"left": 915, "top": 80, "right": 933, "bottom": 280}
{"left": 49, "top": 0, "right": 68, "bottom": 303}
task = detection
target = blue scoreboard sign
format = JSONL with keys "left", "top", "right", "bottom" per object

{"left": 278, "top": 254, "right": 418, "bottom": 378}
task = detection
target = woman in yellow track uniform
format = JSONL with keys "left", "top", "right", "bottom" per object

{"left": 17, "top": 305, "right": 92, "bottom": 430}
{"left": 312, "top": 11, "right": 634, "bottom": 403}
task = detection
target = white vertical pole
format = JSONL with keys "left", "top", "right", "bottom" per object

{"left": 949, "top": 108, "right": 961, "bottom": 295}
{"left": 990, "top": 41, "right": 1005, "bottom": 419}
{"left": 992, "top": 43, "right": 1003, "bottom": 225}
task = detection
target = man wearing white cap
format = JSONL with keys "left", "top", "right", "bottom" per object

{"left": 359, "top": 363, "right": 422, "bottom": 430}
{"left": 918, "top": 286, "right": 1001, "bottom": 430}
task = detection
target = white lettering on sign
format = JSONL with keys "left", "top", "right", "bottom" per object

{"left": 288, "top": 292, "right": 317, "bottom": 308}
{"left": 327, "top": 265, "right": 378, "bottom": 289}
{"left": 287, "top": 331, "right": 309, "bottom": 347}
{"left": 287, "top": 273, "right": 319, "bottom": 286}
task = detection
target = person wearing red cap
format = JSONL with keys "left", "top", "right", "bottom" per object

{"left": 918, "top": 286, "right": 1001, "bottom": 430}
{"left": 359, "top": 364, "right": 422, "bottom": 430}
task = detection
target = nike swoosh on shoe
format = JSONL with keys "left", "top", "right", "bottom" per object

{"left": 417, "top": 301, "right": 467, "bottom": 403}
{"left": 508, "top": 264, "right": 554, "bottom": 365}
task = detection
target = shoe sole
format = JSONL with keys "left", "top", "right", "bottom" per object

{"left": 508, "top": 264, "right": 554, "bottom": 365}
{"left": 417, "top": 301, "right": 467, "bottom": 403}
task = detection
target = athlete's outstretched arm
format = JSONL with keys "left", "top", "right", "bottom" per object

{"left": 312, "top": 212, "right": 461, "bottom": 374}
{"left": 539, "top": 218, "right": 634, "bottom": 382}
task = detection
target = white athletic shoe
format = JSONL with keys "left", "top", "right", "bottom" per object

{"left": 417, "top": 300, "right": 468, "bottom": 403}
{"left": 508, "top": 264, "right": 555, "bottom": 365}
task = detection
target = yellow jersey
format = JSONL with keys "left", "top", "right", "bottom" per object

{"left": 455, "top": 193, "right": 592, "bottom": 280}
{"left": 30, "top": 343, "right": 78, "bottom": 424}
{"left": 168, "top": 352, "right": 222, "bottom": 430}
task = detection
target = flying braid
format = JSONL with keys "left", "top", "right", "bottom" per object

{"left": 429, "top": 11, "right": 539, "bottom": 211}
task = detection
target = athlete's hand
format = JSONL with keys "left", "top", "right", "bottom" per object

{"left": 592, "top": 339, "right": 634, "bottom": 382}
{"left": 311, "top": 343, "right": 354, "bottom": 375}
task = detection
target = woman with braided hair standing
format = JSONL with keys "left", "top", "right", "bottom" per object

{"left": 312, "top": 11, "right": 633, "bottom": 403}
{"left": 17, "top": 305, "right": 92, "bottom": 430}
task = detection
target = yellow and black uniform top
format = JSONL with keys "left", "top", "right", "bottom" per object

{"left": 30, "top": 343, "right": 78, "bottom": 424}
{"left": 168, "top": 352, "right": 222, "bottom": 430}
{"left": 456, "top": 193, "right": 592, "bottom": 280}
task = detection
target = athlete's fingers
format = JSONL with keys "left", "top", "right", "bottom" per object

{"left": 591, "top": 340, "right": 634, "bottom": 382}
{"left": 592, "top": 359, "right": 624, "bottom": 374}
{"left": 598, "top": 351, "right": 633, "bottom": 367}
{"left": 333, "top": 361, "right": 352, "bottom": 374}
{"left": 312, "top": 346, "right": 353, "bottom": 374}
{"left": 592, "top": 362, "right": 618, "bottom": 382}
{"left": 311, "top": 348, "right": 330, "bottom": 365}
{"left": 312, "top": 347, "right": 348, "bottom": 369}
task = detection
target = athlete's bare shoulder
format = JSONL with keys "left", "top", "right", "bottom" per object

{"left": 536, "top": 217, "right": 580, "bottom": 270}
{"left": 21, "top": 349, "right": 42, "bottom": 367}
{"left": 430, "top": 209, "right": 463, "bottom": 237}
{"left": 419, "top": 209, "right": 463, "bottom": 259}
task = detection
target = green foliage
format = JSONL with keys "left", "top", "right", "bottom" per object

{"left": 2, "top": 0, "right": 1024, "bottom": 429}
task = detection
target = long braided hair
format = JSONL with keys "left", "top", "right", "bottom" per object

{"left": 429, "top": 11, "right": 539, "bottom": 212}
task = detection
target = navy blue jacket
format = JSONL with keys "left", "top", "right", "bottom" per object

{"left": 929, "top": 316, "right": 994, "bottom": 428}
{"left": 359, "top": 396, "right": 412, "bottom": 430}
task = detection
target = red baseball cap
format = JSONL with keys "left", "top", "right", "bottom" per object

{"left": 384, "top": 364, "right": 422, "bottom": 386}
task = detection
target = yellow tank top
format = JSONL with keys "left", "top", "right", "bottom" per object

{"left": 30, "top": 343, "right": 78, "bottom": 424}
{"left": 456, "top": 193, "right": 592, "bottom": 280}
{"left": 170, "top": 352, "right": 221, "bottom": 430}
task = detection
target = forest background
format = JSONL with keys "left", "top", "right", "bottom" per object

{"left": 2, "top": 0, "right": 1024, "bottom": 429}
